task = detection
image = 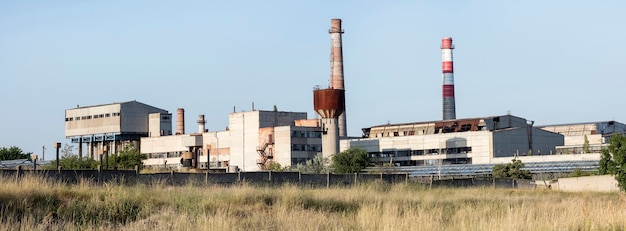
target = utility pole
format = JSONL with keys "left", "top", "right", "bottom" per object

{"left": 42, "top": 146, "right": 46, "bottom": 161}
{"left": 54, "top": 142, "right": 61, "bottom": 169}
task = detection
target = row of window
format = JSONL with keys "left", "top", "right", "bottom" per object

{"left": 369, "top": 147, "right": 472, "bottom": 158}
{"left": 291, "top": 131, "right": 322, "bottom": 138}
{"left": 291, "top": 144, "right": 322, "bottom": 152}
{"left": 65, "top": 112, "right": 120, "bottom": 121}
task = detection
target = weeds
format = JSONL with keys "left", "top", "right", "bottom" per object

{"left": 1, "top": 174, "right": 625, "bottom": 230}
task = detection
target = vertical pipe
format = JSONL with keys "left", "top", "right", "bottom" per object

{"left": 198, "top": 114, "right": 206, "bottom": 133}
{"left": 441, "top": 37, "right": 456, "bottom": 120}
{"left": 330, "top": 18, "right": 347, "bottom": 137}
{"left": 177, "top": 108, "right": 185, "bottom": 135}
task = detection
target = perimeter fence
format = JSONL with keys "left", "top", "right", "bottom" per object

{"left": 0, "top": 167, "right": 534, "bottom": 189}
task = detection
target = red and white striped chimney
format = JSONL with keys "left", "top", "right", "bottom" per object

{"left": 441, "top": 37, "right": 456, "bottom": 120}
{"left": 329, "top": 18, "right": 347, "bottom": 137}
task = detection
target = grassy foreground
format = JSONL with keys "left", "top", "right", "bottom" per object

{"left": 1, "top": 174, "right": 625, "bottom": 231}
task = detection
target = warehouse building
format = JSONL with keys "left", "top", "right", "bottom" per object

{"left": 64, "top": 101, "right": 171, "bottom": 159}
{"left": 340, "top": 115, "right": 565, "bottom": 166}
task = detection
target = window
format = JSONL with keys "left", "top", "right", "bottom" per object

{"left": 105, "top": 113, "right": 110, "bottom": 117}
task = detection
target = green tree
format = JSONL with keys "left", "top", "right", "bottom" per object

{"left": 109, "top": 144, "right": 146, "bottom": 170}
{"left": 583, "top": 135, "right": 591, "bottom": 153}
{"left": 598, "top": 134, "right": 626, "bottom": 191}
{"left": 331, "top": 148, "right": 370, "bottom": 174}
{"left": 0, "top": 146, "right": 32, "bottom": 161}
{"left": 492, "top": 159, "right": 532, "bottom": 179}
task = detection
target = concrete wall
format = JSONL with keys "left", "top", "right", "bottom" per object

{"left": 229, "top": 111, "right": 261, "bottom": 171}
{"left": 202, "top": 131, "right": 231, "bottom": 167}
{"left": 141, "top": 135, "right": 190, "bottom": 154}
{"left": 557, "top": 175, "right": 619, "bottom": 192}
{"left": 65, "top": 104, "right": 122, "bottom": 137}
{"left": 148, "top": 113, "right": 172, "bottom": 137}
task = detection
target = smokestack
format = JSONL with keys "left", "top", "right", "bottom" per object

{"left": 329, "top": 18, "right": 347, "bottom": 137}
{"left": 176, "top": 108, "right": 185, "bottom": 135}
{"left": 441, "top": 37, "right": 456, "bottom": 120}
{"left": 197, "top": 114, "right": 206, "bottom": 133}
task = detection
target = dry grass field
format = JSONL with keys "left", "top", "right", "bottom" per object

{"left": 1, "top": 174, "right": 625, "bottom": 231}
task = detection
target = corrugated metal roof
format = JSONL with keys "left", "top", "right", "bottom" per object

{"left": 368, "top": 160, "right": 599, "bottom": 177}
{"left": 0, "top": 159, "right": 52, "bottom": 169}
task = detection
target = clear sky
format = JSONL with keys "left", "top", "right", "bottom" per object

{"left": 2, "top": 1, "right": 625, "bottom": 159}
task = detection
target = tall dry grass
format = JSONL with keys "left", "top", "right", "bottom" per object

{"left": 1, "top": 174, "right": 625, "bottom": 231}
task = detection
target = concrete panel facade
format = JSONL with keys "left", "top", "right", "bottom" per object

{"left": 65, "top": 104, "right": 123, "bottom": 137}
{"left": 202, "top": 131, "right": 231, "bottom": 168}
{"left": 65, "top": 101, "right": 169, "bottom": 137}
{"left": 148, "top": 113, "right": 172, "bottom": 137}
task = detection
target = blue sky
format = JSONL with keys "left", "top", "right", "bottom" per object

{"left": 2, "top": 1, "right": 625, "bottom": 159}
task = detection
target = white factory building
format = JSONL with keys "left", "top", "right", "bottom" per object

{"left": 141, "top": 109, "right": 322, "bottom": 171}
{"left": 341, "top": 115, "right": 565, "bottom": 166}
{"left": 64, "top": 101, "right": 171, "bottom": 159}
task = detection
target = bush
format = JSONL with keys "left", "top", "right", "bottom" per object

{"left": 331, "top": 148, "right": 370, "bottom": 174}
{"left": 492, "top": 159, "right": 532, "bottom": 179}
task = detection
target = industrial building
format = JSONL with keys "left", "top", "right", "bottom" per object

{"left": 61, "top": 20, "right": 618, "bottom": 176}
{"left": 141, "top": 109, "right": 322, "bottom": 171}
{"left": 64, "top": 101, "right": 171, "bottom": 159}
{"left": 340, "top": 115, "right": 564, "bottom": 166}
{"left": 539, "top": 121, "right": 626, "bottom": 154}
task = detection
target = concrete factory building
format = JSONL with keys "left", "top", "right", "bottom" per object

{"left": 539, "top": 121, "right": 626, "bottom": 154}
{"left": 141, "top": 109, "right": 322, "bottom": 171}
{"left": 64, "top": 101, "right": 172, "bottom": 159}
{"left": 340, "top": 115, "right": 565, "bottom": 166}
